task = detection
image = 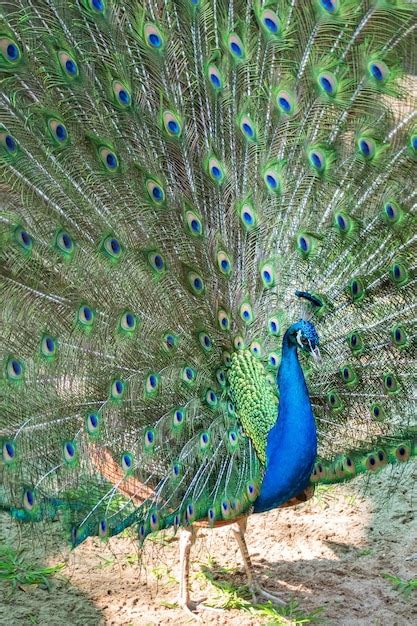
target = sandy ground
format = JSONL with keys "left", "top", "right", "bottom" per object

{"left": 1, "top": 466, "right": 416, "bottom": 626}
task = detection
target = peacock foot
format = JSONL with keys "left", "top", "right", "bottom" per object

{"left": 176, "top": 597, "right": 225, "bottom": 620}
{"left": 249, "top": 583, "right": 287, "bottom": 606}
{"left": 176, "top": 597, "right": 201, "bottom": 621}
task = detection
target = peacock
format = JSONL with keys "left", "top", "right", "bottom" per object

{"left": 0, "top": 0, "right": 416, "bottom": 615}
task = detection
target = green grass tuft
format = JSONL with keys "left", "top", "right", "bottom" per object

{"left": 199, "top": 559, "right": 324, "bottom": 624}
{"left": 382, "top": 573, "right": 417, "bottom": 597}
{"left": 0, "top": 545, "right": 64, "bottom": 590}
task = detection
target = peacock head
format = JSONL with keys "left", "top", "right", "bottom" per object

{"left": 286, "top": 319, "right": 321, "bottom": 362}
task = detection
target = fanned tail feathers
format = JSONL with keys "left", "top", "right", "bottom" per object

{"left": 0, "top": 0, "right": 416, "bottom": 546}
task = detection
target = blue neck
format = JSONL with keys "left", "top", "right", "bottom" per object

{"left": 254, "top": 330, "right": 317, "bottom": 513}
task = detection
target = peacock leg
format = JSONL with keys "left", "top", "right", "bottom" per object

{"left": 177, "top": 526, "right": 198, "bottom": 616}
{"left": 231, "top": 517, "right": 286, "bottom": 606}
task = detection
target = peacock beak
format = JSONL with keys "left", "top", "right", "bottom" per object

{"left": 309, "top": 343, "right": 321, "bottom": 364}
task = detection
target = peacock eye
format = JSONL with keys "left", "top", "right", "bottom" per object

{"left": 276, "top": 90, "right": 294, "bottom": 115}
{"left": 317, "top": 72, "right": 337, "bottom": 96}
{"left": 264, "top": 169, "right": 280, "bottom": 192}
{"left": 163, "top": 110, "right": 182, "bottom": 138}
{"left": 320, "top": 0, "right": 339, "bottom": 13}
{"left": 2, "top": 440, "right": 16, "bottom": 463}
{"left": 383, "top": 372, "right": 398, "bottom": 393}
{"left": 228, "top": 33, "right": 246, "bottom": 61}
{"left": 146, "top": 179, "right": 165, "bottom": 205}
{"left": 14, "top": 226, "right": 32, "bottom": 251}
{"left": 144, "top": 429, "right": 155, "bottom": 451}
{"left": 216, "top": 368, "right": 226, "bottom": 386}
{"left": 208, "top": 157, "right": 225, "bottom": 184}
{"left": 308, "top": 149, "right": 326, "bottom": 172}
{"left": 389, "top": 261, "right": 408, "bottom": 286}
{"left": 111, "top": 378, "right": 126, "bottom": 399}
{"left": 334, "top": 211, "right": 353, "bottom": 234}
{"left": 98, "top": 518, "right": 108, "bottom": 538}
{"left": 260, "top": 261, "right": 276, "bottom": 289}
{"left": 102, "top": 235, "right": 122, "bottom": 260}
{"left": 217, "top": 308, "right": 230, "bottom": 331}
{"left": 145, "top": 372, "right": 160, "bottom": 397}
{"left": 348, "top": 277, "right": 365, "bottom": 301}
{"left": 41, "top": 334, "right": 57, "bottom": 358}
{"left": 233, "top": 335, "right": 244, "bottom": 350}
{"left": 48, "top": 119, "right": 69, "bottom": 145}
{"left": 259, "top": 9, "right": 280, "bottom": 36}
{"left": 239, "top": 302, "right": 254, "bottom": 325}
{"left": 250, "top": 340, "right": 262, "bottom": 357}
{"left": 268, "top": 352, "right": 279, "bottom": 368}
{"left": 268, "top": 317, "right": 280, "bottom": 336}
{"left": 296, "top": 233, "right": 313, "bottom": 256}
{"left": 239, "top": 115, "right": 257, "bottom": 142}
{"left": 23, "top": 489, "right": 36, "bottom": 511}
{"left": 391, "top": 324, "right": 407, "bottom": 348}
{"left": 63, "top": 440, "right": 77, "bottom": 463}
{"left": 1, "top": 132, "right": 19, "bottom": 155}
{"left": 78, "top": 304, "right": 95, "bottom": 327}
{"left": 185, "top": 209, "right": 203, "bottom": 236}
{"left": 173, "top": 408, "right": 185, "bottom": 428}
{"left": 148, "top": 251, "right": 166, "bottom": 275}
{"left": 199, "top": 431, "right": 210, "bottom": 451}
{"left": 181, "top": 365, "right": 196, "bottom": 385}
{"left": 87, "top": 0, "right": 106, "bottom": 14}
{"left": 55, "top": 230, "right": 74, "bottom": 256}
{"left": 86, "top": 412, "right": 100, "bottom": 435}
{"left": 58, "top": 51, "right": 79, "bottom": 79}
{"left": 99, "top": 147, "right": 119, "bottom": 171}
{"left": 112, "top": 80, "right": 131, "bottom": 108}
{"left": 0, "top": 37, "right": 21, "bottom": 62}
{"left": 118, "top": 311, "right": 137, "bottom": 335}
{"left": 187, "top": 271, "right": 205, "bottom": 296}
{"left": 121, "top": 452, "right": 133, "bottom": 472}
{"left": 207, "top": 64, "right": 223, "bottom": 90}
{"left": 144, "top": 23, "right": 165, "bottom": 51}
{"left": 198, "top": 331, "right": 213, "bottom": 352}
{"left": 357, "top": 137, "right": 376, "bottom": 160}
{"left": 217, "top": 250, "right": 233, "bottom": 276}
{"left": 368, "top": 60, "right": 389, "bottom": 82}
{"left": 205, "top": 389, "right": 218, "bottom": 408}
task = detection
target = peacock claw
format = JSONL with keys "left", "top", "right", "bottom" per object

{"left": 198, "top": 604, "right": 225, "bottom": 613}
{"left": 176, "top": 598, "right": 201, "bottom": 621}
{"left": 176, "top": 598, "right": 225, "bottom": 620}
{"left": 250, "top": 584, "right": 287, "bottom": 606}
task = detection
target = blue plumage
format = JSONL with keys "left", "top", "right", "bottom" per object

{"left": 255, "top": 322, "right": 318, "bottom": 513}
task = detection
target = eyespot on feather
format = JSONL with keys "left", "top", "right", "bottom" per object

{"left": 144, "top": 23, "right": 165, "bottom": 51}
{"left": 0, "top": 36, "right": 22, "bottom": 68}
{"left": 58, "top": 51, "right": 79, "bottom": 80}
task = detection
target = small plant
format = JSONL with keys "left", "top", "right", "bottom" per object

{"left": 96, "top": 554, "right": 116, "bottom": 569}
{"left": 150, "top": 564, "right": 177, "bottom": 586}
{"left": 0, "top": 545, "right": 64, "bottom": 590}
{"left": 199, "top": 560, "right": 324, "bottom": 624}
{"left": 357, "top": 548, "right": 372, "bottom": 557}
{"left": 147, "top": 530, "right": 175, "bottom": 546}
{"left": 311, "top": 484, "right": 335, "bottom": 509}
{"left": 382, "top": 573, "right": 417, "bottom": 597}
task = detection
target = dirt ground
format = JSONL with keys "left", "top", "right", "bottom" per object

{"left": 1, "top": 465, "right": 416, "bottom": 626}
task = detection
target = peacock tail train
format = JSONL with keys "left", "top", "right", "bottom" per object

{"left": 0, "top": 0, "right": 416, "bottom": 548}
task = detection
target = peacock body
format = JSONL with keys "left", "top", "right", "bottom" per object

{"left": 0, "top": 0, "right": 416, "bottom": 610}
